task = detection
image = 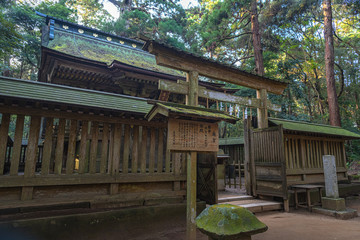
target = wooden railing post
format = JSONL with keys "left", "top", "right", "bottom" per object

{"left": 244, "top": 117, "right": 252, "bottom": 195}
{"left": 10, "top": 115, "right": 24, "bottom": 176}
{"left": 0, "top": 113, "right": 10, "bottom": 175}
{"left": 22, "top": 115, "right": 41, "bottom": 200}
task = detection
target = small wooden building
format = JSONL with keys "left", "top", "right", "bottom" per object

{"left": 246, "top": 118, "right": 360, "bottom": 203}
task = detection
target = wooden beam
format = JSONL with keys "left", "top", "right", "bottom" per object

{"left": 147, "top": 41, "right": 287, "bottom": 95}
{"left": 158, "top": 80, "right": 281, "bottom": 112}
{"left": 0, "top": 173, "right": 187, "bottom": 188}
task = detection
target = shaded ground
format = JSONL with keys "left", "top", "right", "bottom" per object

{"left": 126, "top": 199, "right": 360, "bottom": 240}
{"left": 253, "top": 198, "right": 360, "bottom": 240}
{"left": 15, "top": 197, "right": 357, "bottom": 240}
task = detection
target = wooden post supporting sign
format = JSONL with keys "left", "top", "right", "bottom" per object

{"left": 186, "top": 71, "right": 198, "bottom": 240}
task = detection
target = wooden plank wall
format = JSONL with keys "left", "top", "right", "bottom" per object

{"left": 0, "top": 108, "right": 186, "bottom": 201}
{"left": 284, "top": 134, "right": 347, "bottom": 185}
{"left": 250, "top": 126, "right": 287, "bottom": 199}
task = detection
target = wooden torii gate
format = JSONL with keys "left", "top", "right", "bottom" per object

{"left": 142, "top": 40, "right": 288, "bottom": 240}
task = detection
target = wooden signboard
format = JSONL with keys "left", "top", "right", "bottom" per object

{"left": 167, "top": 119, "right": 219, "bottom": 152}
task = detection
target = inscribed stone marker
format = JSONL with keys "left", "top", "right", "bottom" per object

{"left": 322, "top": 155, "right": 339, "bottom": 198}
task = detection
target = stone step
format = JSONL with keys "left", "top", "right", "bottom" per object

{"left": 218, "top": 195, "right": 254, "bottom": 203}
{"left": 220, "top": 198, "right": 283, "bottom": 213}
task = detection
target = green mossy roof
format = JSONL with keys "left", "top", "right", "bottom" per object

{"left": 47, "top": 29, "right": 183, "bottom": 77}
{"left": 0, "top": 76, "right": 151, "bottom": 114}
{"left": 155, "top": 102, "right": 239, "bottom": 123}
{"left": 269, "top": 118, "right": 360, "bottom": 139}
{"left": 219, "top": 137, "right": 244, "bottom": 146}
{"left": 196, "top": 204, "right": 267, "bottom": 238}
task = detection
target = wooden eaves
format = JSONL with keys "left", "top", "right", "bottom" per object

{"left": 146, "top": 101, "right": 238, "bottom": 124}
{"left": 142, "top": 40, "right": 288, "bottom": 95}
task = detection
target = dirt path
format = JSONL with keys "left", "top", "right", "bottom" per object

{"left": 5, "top": 198, "right": 359, "bottom": 240}
{"left": 92, "top": 198, "right": 360, "bottom": 240}
{"left": 252, "top": 198, "right": 360, "bottom": 240}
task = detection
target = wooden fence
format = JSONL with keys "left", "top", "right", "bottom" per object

{"left": 284, "top": 135, "right": 347, "bottom": 185}
{"left": 246, "top": 126, "right": 348, "bottom": 198}
{"left": 0, "top": 107, "right": 186, "bottom": 202}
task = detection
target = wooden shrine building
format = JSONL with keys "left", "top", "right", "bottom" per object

{"left": 0, "top": 12, "right": 296, "bottom": 222}
{"left": 0, "top": 13, "right": 248, "bottom": 209}
{"left": 245, "top": 117, "right": 360, "bottom": 210}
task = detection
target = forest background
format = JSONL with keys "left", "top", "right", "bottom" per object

{"left": 1, "top": 0, "right": 360, "bottom": 167}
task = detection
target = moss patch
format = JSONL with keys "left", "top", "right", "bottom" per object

{"left": 196, "top": 204, "right": 267, "bottom": 239}
{"left": 47, "top": 30, "right": 184, "bottom": 77}
{"left": 269, "top": 118, "right": 360, "bottom": 139}
{"left": 157, "top": 102, "right": 238, "bottom": 122}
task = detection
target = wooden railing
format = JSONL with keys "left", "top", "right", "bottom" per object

{"left": 0, "top": 114, "right": 169, "bottom": 176}
{"left": 0, "top": 107, "right": 186, "bottom": 201}
{"left": 284, "top": 135, "right": 347, "bottom": 184}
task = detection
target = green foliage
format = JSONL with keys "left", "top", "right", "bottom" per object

{"left": 104, "top": 0, "right": 187, "bottom": 50}
{"left": 2, "top": 0, "right": 360, "bottom": 162}
{"left": 36, "top": 0, "right": 77, "bottom": 22}
{"left": 0, "top": 12, "right": 22, "bottom": 58}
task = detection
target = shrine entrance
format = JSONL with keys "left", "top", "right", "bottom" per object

{"left": 141, "top": 38, "right": 288, "bottom": 240}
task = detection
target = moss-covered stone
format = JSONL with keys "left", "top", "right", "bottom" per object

{"left": 196, "top": 204, "right": 267, "bottom": 240}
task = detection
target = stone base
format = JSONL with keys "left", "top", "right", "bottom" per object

{"left": 312, "top": 207, "right": 358, "bottom": 220}
{"left": 321, "top": 197, "right": 346, "bottom": 211}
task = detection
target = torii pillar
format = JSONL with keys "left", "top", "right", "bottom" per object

{"left": 257, "top": 89, "right": 268, "bottom": 128}
{"left": 186, "top": 71, "right": 199, "bottom": 240}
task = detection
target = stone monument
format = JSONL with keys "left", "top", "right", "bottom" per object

{"left": 312, "top": 155, "right": 358, "bottom": 219}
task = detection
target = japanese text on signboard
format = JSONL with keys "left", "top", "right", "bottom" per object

{"left": 168, "top": 119, "right": 219, "bottom": 152}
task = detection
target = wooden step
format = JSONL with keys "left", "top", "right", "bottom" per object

{"left": 218, "top": 195, "right": 254, "bottom": 203}
{"left": 220, "top": 198, "right": 283, "bottom": 213}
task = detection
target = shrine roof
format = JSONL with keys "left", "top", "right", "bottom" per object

{"left": 269, "top": 118, "right": 360, "bottom": 139}
{"left": 219, "top": 137, "right": 244, "bottom": 146}
{"left": 40, "top": 13, "right": 184, "bottom": 78}
{"left": 0, "top": 76, "right": 151, "bottom": 114}
{"left": 146, "top": 102, "right": 238, "bottom": 124}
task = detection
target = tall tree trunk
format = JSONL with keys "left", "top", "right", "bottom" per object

{"left": 324, "top": 0, "right": 341, "bottom": 126}
{"left": 251, "top": 0, "right": 264, "bottom": 76}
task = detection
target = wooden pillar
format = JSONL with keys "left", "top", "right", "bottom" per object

{"left": 243, "top": 118, "right": 252, "bottom": 195}
{"left": 186, "top": 71, "right": 199, "bottom": 106}
{"left": 186, "top": 152, "right": 197, "bottom": 240}
{"left": 186, "top": 71, "right": 199, "bottom": 240}
{"left": 257, "top": 89, "right": 268, "bottom": 128}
